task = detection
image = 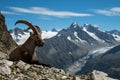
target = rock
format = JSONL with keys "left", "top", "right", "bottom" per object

{"left": 74, "top": 76, "right": 81, "bottom": 80}
{"left": 0, "top": 52, "right": 7, "bottom": 59}
{"left": 0, "top": 60, "right": 11, "bottom": 75}
{"left": 0, "top": 59, "right": 13, "bottom": 75}
{"left": 0, "top": 53, "right": 118, "bottom": 80}
{"left": 0, "top": 65, "right": 11, "bottom": 75}
{"left": 0, "top": 12, "right": 17, "bottom": 54}
{"left": 3, "top": 60, "right": 13, "bottom": 66}
{"left": 62, "top": 76, "right": 67, "bottom": 79}
{"left": 91, "top": 70, "right": 118, "bottom": 80}
{"left": 16, "top": 60, "right": 30, "bottom": 71}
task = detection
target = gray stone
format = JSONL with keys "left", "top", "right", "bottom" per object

{"left": 0, "top": 64, "right": 11, "bottom": 75}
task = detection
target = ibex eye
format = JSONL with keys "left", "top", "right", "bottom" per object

{"left": 36, "top": 37, "right": 39, "bottom": 39}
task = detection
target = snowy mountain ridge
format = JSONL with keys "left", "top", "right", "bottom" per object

{"left": 10, "top": 22, "right": 120, "bottom": 45}
{"left": 10, "top": 28, "right": 58, "bottom": 45}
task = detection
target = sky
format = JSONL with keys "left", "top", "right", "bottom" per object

{"left": 0, "top": 0, "right": 120, "bottom": 31}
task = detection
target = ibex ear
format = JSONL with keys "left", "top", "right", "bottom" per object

{"left": 30, "top": 32, "right": 32, "bottom": 35}
{"left": 34, "top": 25, "right": 42, "bottom": 34}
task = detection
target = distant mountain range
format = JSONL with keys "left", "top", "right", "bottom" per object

{"left": 10, "top": 28, "right": 58, "bottom": 45}
{"left": 10, "top": 23, "right": 120, "bottom": 46}
{"left": 10, "top": 22, "right": 120, "bottom": 79}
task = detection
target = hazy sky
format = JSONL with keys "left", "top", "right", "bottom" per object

{"left": 0, "top": 0, "right": 120, "bottom": 31}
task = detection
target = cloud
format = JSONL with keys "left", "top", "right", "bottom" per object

{"left": 9, "top": 7, "right": 92, "bottom": 18}
{"left": 92, "top": 7, "right": 120, "bottom": 16}
{"left": 111, "top": 7, "right": 120, "bottom": 12}
{"left": 1, "top": 11, "right": 19, "bottom": 15}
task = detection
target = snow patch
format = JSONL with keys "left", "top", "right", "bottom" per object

{"left": 42, "top": 31, "right": 58, "bottom": 39}
{"left": 57, "top": 34, "right": 61, "bottom": 37}
{"left": 69, "top": 52, "right": 72, "bottom": 55}
{"left": 112, "top": 34, "right": 120, "bottom": 41}
{"left": 67, "top": 36, "right": 71, "bottom": 40}
{"left": 86, "top": 46, "right": 114, "bottom": 59}
{"left": 11, "top": 32, "right": 30, "bottom": 45}
{"left": 74, "top": 32, "right": 86, "bottom": 42}
{"left": 73, "top": 22, "right": 77, "bottom": 28}
{"left": 83, "top": 27, "right": 105, "bottom": 42}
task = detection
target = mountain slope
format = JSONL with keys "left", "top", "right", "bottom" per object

{"left": 77, "top": 45, "right": 120, "bottom": 79}
{"left": 66, "top": 46, "right": 113, "bottom": 74}
{"left": 82, "top": 24, "right": 117, "bottom": 45}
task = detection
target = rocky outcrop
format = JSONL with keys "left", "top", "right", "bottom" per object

{"left": 0, "top": 12, "right": 17, "bottom": 54}
{"left": 0, "top": 59, "right": 74, "bottom": 80}
{"left": 0, "top": 58, "right": 118, "bottom": 80}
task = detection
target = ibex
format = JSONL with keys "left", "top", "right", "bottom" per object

{"left": 9, "top": 20, "right": 50, "bottom": 67}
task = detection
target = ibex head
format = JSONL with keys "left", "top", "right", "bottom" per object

{"left": 15, "top": 20, "right": 44, "bottom": 47}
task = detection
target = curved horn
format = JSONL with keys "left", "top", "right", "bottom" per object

{"left": 15, "top": 20, "right": 38, "bottom": 34}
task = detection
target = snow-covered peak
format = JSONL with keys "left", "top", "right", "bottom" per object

{"left": 70, "top": 22, "right": 79, "bottom": 28}
{"left": 72, "top": 22, "right": 77, "bottom": 26}
{"left": 83, "top": 24, "right": 89, "bottom": 27}
{"left": 58, "top": 23, "right": 118, "bottom": 44}
{"left": 42, "top": 31, "right": 58, "bottom": 39}
{"left": 82, "top": 26, "right": 105, "bottom": 42}
{"left": 82, "top": 24, "right": 99, "bottom": 30}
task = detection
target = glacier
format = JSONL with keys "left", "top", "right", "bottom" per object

{"left": 66, "top": 46, "right": 114, "bottom": 74}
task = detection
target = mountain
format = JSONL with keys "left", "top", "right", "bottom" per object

{"left": 10, "top": 28, "right": 58, "bottom": 45}
{"left": 77, "top": 45, "right": 120, "bottom": 79}
{"left": 35, "top": 22, "right": 120, "bottom": 70}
